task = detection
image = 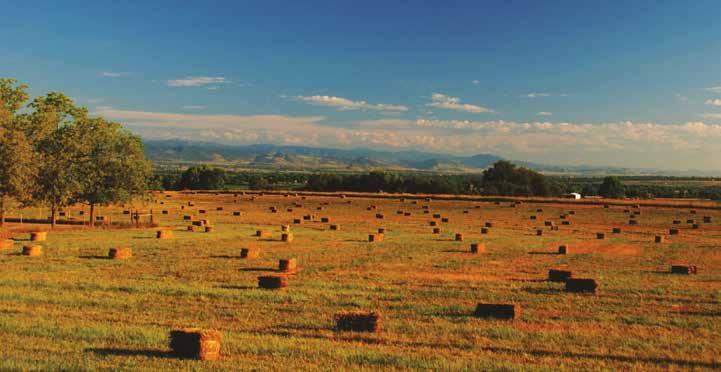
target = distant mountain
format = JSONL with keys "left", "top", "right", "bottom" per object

{"left": 143, "top": 140, "right": 503, "bottom": 172}
{"left": 143, "top": 139, "right": 709, "bottom": 176}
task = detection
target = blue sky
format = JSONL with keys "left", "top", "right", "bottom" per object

{"left": 2, "top": 1, "right": 721, "bottom": 170}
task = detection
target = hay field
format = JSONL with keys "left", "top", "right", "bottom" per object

{"left": 0, "top": 191, "right": 720, "bottom": 370}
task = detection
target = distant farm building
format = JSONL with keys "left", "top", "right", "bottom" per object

{"left": 565, "top": 193, "right": 582, "bottom": 199}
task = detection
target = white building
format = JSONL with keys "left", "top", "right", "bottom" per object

{"left": 565, "top": 192, "right": 582, "bottom": 199}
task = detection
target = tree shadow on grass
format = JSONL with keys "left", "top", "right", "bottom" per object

{"left": 210, "top": 255, "right": 240, "bottom": 259}
{"left": 85, "top": 347, "right": 174, "bottom": 359}
{"left": 441, "top": 249, "right": 470, "bottom": 253}
{"left": 528, "top": 251, "right": 560, "bottom": 255}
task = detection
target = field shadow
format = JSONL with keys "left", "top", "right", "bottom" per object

{"left": 210, "top": 255, "right": 240, "bottom": 259}
{"left": 131, "top": 236, "right": 154, "bottom": 240}
{"left": 239, "top": 267, "right": 277, "bottom": 272}
{"left": 218, "top": 284, "right": 256, "bottom": 290}
{"left": 509, "top": 278, "right": 547, "bottom": 283}
{"left": 79, "top": 255, "right": 111, "bottom": 260}
{"left": 442, "top": 249, "right": 470, "bottom": 253}
{"left": 523, "top": 287, "right": 562, "bottom": 295}
{"left": 85, "top": 347, "right": 174, "bottom": 359}
{"left": 528, "top": 251, "right": 560, "bottom": 255}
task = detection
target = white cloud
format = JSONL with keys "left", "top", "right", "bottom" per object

{"left": 182, "top": 105, "right": 207, "bottom": 110}
{"left": 295, "top": 95, "right": 408, "bottom": 112}
{"left": 99, "top": 72, "right": 128, "bottom": 78}
{"left": 537, "top": 112, "right": 553, "bottom": 116}
{"left": 91, "top": 106, "right": 721, "bottom": 170}
{"left": 702, "top": 113, "right": 721, "bottom": 119}
{"left": 522, "top": 92, "right": 550, "bottom": 98}
{"left": 706, "top": 86, "right": 721, "bottom": 93}
{"left": 426, "top": 93, "right": 493, "bottom": 114}
{"left": 705, "top": 99, "right": 721, "bottom": 107}
{"left": 471, "top": 80, "right": 480, "bottom": 85}
{"left": 166, "top": 76, "right": 230, "bottom": 87}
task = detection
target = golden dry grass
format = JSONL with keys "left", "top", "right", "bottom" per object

{"left": 0, "top": 191, "right": 719, "bottom": 370}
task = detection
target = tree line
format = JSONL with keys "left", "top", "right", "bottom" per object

{"left": 0, "top": 79, "right": 151, "bottom": 227}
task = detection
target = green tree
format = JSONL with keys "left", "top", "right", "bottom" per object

{"left": 76, "top": 117, "right": 151, "bottom": 226}
{"left": 598, "top": 176, "right": 625, "bottom": 198}
{"left": 177, "top": 165, "right": 227, "bottom": 190}
{"left": 28, "top": 93, "right": 88, "bottom": 228}
{"left": 0, "top": 79, "right": 34, "bottom": 226}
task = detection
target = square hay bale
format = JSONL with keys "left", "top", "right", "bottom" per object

{"left": 536, "top": 229, "right": 543, "bottom": 236}
{"left": 205, "top": 226, "right": 214, "bottom": 233}
{"left": 404, "top": 212, "right": 412, "bottom": 217}
{"left": 544, "top": 221, "right": 553, "bottom": 227}
{"left": 596, "top": 232, "right": 605, "bottom": 239}
{"left": 441, "top": 217, "right": 449, "bottom": 223}
{"left": 433, "top": 213, "right": 441, "bottom": 218}
{"left": 293, "top": 219, "right": 303, "bottom": 224}
{"left": 548, "top": 269, "right": 573, "bottom": 282}
{"left": 558, "top": 245, "right": 569, "bottom": 254}
{"left": 463, "top": 210, "right": 469, "bottom": 214}
{"left": 673, "top": 220, "right": 681, "bottom": 225}
{"left": 330, "top": 224, "right": 340, "bottom": 231}
{"left": 485, "top": 222, "right": 493, "bottom": 228}
{"left": 232, "top": 211, "right": 241, "bottom": 216}
{"left": 429, "top": 221, "right": 438, "bottom": 227}
{"left": 377, "top": 228, "right": 386, "bottom": 234}
{"left": 79, "top": 211, "right": 85, "bottom": 215}
{"left": 187, "top": 225, "right": 196, "bottom": 232}
{"left": 690, "top": 209, "right": 697, "bottom": 214}
{"left": 432, "top": 227, "right": 441, "bottom": 234}
{"left": 240, "top": 248, "right": 260, "bottom": 259}
{"left": 568, "top": 210, "right": 576, "bottom": 215}
{"left": 169, "top": 328, "right": 222, "bottom": 360}
{"left": 281, "top": 233, "right": 294, "bottom": 242}
{"left": 286, "top": 208, "right": 294, "bottom": 212}
{"left": 199, "top": 210, "right": 206, "bottom": 214}
{"left": 669, "top": 228, "right": 679, "bottom": 235}
{"left": 183, "top": 215, "right": 192, "bottom": 221}
{"left": 703, "top": 216, "right": 711, "bottom": 223}
{"left": 560, "top": 214, "right": 567, "bottom": 219}
{"left": 0, "top": 239, "right": 13, "bottom": 250}
{"left": 470, "top": 243, "right": 485, "bottom": 254}
{"left": 256, "top": 230, "right": 270, "bottom": 238}
{"left": 481, "top": 228, "right": 490, "bottom": 234}
{"left": 530, "top": 215, "right": 537, "bottom": 220}
{"left": 686, "top": 219, "right": 695, "bottom": 224}
{"left": 303, "top": 215, "right": 312, "bottom": 221}
{"left": 376, "top": 213, "right": 384, "bottom": 219}
{"left": 162, "top": 210, "right": 169, "bottom": 215}
{"left": 396, "top": 210, "right": 404, "bottom": 215}
{"left": 565, "top": 278, "right": 598, "bottom": 294}
{"left": 334, "top": 310, "right": 382, "bottom": 332}
{"left": 156, "top": 230, "right": 173, "bottom": 239}
{"left": 109, "top": 247, "right": 132, "bottom": 260}
{"left": 369, "top": 233, "right": 384, "bottom": 242}
{"left": 474, "top": 303, "right": 521, "bottom": 320}
{"left": 561, "top": 220, "right": 571, "bottom": 225}
{"left": 603, "top": 205, "right": 610, "bottom": 209}
{"left": 192, "top": 221, "right": 203, "bottom": 227}
{"left": 629, "top": 219, "right": 638, "bottom": 225}
{"left": 30, "top": 232, "right": 47, "bottom": 242}
{"left": 279, "top": 258, "right": 297, "bottom": 273}
{"left": 122, "top": 210, "right": 130, "bottom": 215}
{"left": 536, "top": 208, "right": 543, "bottom": 213}
{"left": 258, "top": 275, "right": 288, "bottom": 289}
{"left": 692, "top": 224, "right": 699, "bottom": 229}
{"left": 551, "top": 225, "right": 559, "bottom": 231}
{"left": 671, "top": 265, "right": 697, "bottom": 275}
{"left": 281, "top": 225, "right": 290, "bottom": 232}
{"left": 216, "top": 207, "right": 224, "bottom": 211}
{"left": 455, "top": 233, "right": 464, "bottom": 242}
{"left": 423, "top": 210, "right": 430, "bottom": 214}
{"left": 655, "top": 235, "right": 664, "bottom": 243}
{"left": 22, "top": 245, "right": 42, "bottom": 256}
{"left": 321, "top": 217, "right": 330, "bottom": 223}
{"left": 633, "top": 210, "right": 641, "bottom": 215}
{"left": 612, "top": 227, "right": 622, "bottom": 234}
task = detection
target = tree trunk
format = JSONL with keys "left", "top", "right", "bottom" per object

{"left": 89, "top": 203, "right": 95, "bottom": 227}
{"left": 0, "top": 196, "right": 5, "bottom": 227}
{"left": 51, "top": 207, "right": 57, "bottom": 229}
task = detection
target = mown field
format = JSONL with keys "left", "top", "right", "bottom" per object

{"left": 0, "top": 192, "right": 720, "bottom": 370}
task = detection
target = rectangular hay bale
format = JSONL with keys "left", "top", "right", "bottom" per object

{"left": 474, "top": 303, "right": 521, "bottom": 320}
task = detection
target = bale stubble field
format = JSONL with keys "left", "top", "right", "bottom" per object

{"left": 0, "top": 191, "right": 720, "bottom": 370}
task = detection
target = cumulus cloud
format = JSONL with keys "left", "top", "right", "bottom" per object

{"left": 426, "top": 93, "right": 493, "bottom": 114}
{"left": 537, "top": 112, "right": 553, "bottom": 116}
{"left": 295, "top": 95, "right": 408, "bottom": 112}
{"left": 91, "top": 106, "right": 721, "bottom": 170}
{"left": 702, "top": 113, "right": 721, "bottom": 119}
{"left": 706, "top": 99, "right": 721, "bottom": 107}
{"left": 471, "top": 80, "right": 480, "bottom": 85}
{"left": 706, "top": 86, "right": 721, "bottom": 93}
{"left": 166, "top": 76, "right": 230, "bottom": 87}
{"left": 182, "top": 105, "right": 207, "bottom": 110}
